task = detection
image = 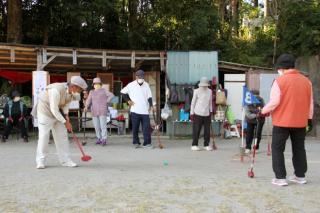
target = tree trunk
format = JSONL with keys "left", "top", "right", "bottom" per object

{"left": 231, "top": 0, "right": 239, "bottom": 35}
{"left": 7, "top": 0, "right": 22, "bottom": 43}
{"left": 128, "top": 0, "right": 138, "bottom": 48}
{"left": 217, "top": 0, "right": 226, "bottom": 23}
{"left": 264, "top": 0, "right": 270, "bottom": 17}
{"left": 0, "top": 0, "right": 7, "bottom": 39}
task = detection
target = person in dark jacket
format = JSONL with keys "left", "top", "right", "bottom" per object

{"left": 245, "top": 90, "right": 265, "bottom": 154}
{"left": 2, "top": 91, "right": 28, "bottom": 142}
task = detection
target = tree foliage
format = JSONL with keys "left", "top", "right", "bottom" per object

{"left": 277, "top": 0, "right": 320, "bottom": 56}
{"left": 1, "top": 0, "right": 319, "bottom": 66}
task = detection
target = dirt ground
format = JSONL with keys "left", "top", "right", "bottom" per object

{"left": 0, "top": 133, "right": 319, "bottom": 213}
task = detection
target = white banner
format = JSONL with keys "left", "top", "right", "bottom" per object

{"left": 32, "top": 71, "right": 49, "bottom": 127}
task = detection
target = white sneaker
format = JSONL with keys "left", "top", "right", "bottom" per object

{"left": 61, "top": 161, "right": 78, "bottom": 168}
{"left": 245, "top": 149, "right": 251, "bottom": 154}
{"left": 271, "top": 178, "right": 288, "bottom": 186}
{"left": 142, "top": 144, "right": 154, "bottom": 149}
{"left": 191, "top": 146, "right": 201, "bottom": 151}
{"left": 204, "top": 146, "right": 213, "bottom": 151}
{"left": 36, "top": 162, "right": 45, "bottom": 169}
{"left": 289, "top": 175, "right": 307, "bottom": 184}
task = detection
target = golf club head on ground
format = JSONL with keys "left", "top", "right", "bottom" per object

{"left": 212, "top": 143, "right": 217, "bottom": 150}
{"left": 81, "top": 155, "right": 92, "bottom": 162}
{"left": 248, "top": 170, "right": 254, "bottom": 178}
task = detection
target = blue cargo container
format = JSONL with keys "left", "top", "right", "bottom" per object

{"left": 166, "top": 51, "right": 218, "bottom": 84}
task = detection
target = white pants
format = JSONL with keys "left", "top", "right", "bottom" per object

{"left": 92, "top": 116, "right": 108, "bottom": 140}
{"left": 36, "top": 114, "right": 72, "bottom": 165}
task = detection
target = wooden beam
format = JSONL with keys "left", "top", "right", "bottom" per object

{"left": 135, "top": 60, "right": 144, "bottom": 70}
{"left": 0, "top": 45, "right": 36, "bottom": 52}
{"left": 0, "top": 56, "right": 37, "bottom": 61}
{"left": 0, "top": 62, "right": 36, "bottom": 66}
{"left": 102, "top": 51, "right": 107, "bottom": 67}
{"left": 131, "top": 51, "right": 135, "bottom": 68}
{"left": 72, "top": 49, "right": 77, "bottom": 65}
{"left": 37, "top": 50, "right": 42, "bottom": 71}
{"left": 40, "top": 55, "right": 57, "bottom": 70}
{"left": 10, "top": 48, "right": 15, "bottom": 62}
{"left": 42, "top": 48, "right": 47, "bottom": 63}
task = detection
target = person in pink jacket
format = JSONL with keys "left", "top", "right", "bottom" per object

{"left": 86, "top": 77, "right": 114, "bottom": 146}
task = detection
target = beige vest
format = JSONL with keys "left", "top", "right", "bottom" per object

{"left": 37, "top": 83, "right": 73, "bottom": 119}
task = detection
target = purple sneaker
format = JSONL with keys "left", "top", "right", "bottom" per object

{"left": 101, "top": 139, "right": 107, "bottom": 146}
{"left": 96, "top": 139, "right": 101, "bottom": 145}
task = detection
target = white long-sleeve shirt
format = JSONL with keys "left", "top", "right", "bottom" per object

{"left": 190, "top": 88, "right": 212, "bottom": 116}
{"left": 37, "top": 83, "right": 74, "bottom": 123}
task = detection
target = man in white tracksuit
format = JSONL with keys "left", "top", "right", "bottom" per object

{"left": 34, "top": 76, "right": 88, "bottom": 169}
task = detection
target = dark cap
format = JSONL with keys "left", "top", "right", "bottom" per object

{"left": 12, "top": 90, "right": 20, "bottom": 98}
{"left": 135, "top": 70, "right": 144, "bottom": 78}
{"left": 275, "top": 54, "right": 295, "bottom": 69}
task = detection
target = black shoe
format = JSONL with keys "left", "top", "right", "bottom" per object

{"left": 1, "top": 137, "right": 6, "bottom": 143}
{"left": 23, "top": 137, "right": 28, "bottom": 143}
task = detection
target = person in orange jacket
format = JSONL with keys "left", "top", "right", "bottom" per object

{"left": 261, "top": 54, "right": 314, "bottom": 186}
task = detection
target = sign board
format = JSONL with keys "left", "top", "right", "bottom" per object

{"left": 32, "top": 71, "right": 50, "bottom": 127}
{"left": 224, "top": 74, "right": 246, "bottom": 120}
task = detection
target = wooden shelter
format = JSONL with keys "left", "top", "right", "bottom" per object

{"left": 0, "top": 43, "right": 166, "bottom": 74}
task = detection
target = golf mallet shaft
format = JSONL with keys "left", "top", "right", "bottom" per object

{"left": 82, "top": 111, "right": 87, "bottom": 145}
{"left": 72, "top": 132, "right": 92, "bottom": 161}
{"left": 59, "top": 109, "right": 91, "bottom": 161}
{"left": 248, "top": 119, "right": 259, "bottom": 178}
{"left": 152, "top": 110, "right": 164, "bottom": 149}
{"left": 266, "top": 118, "right": 271, "bottom": 156}
{"left": 210, "top": 121, "right": 217, "bottom": 150}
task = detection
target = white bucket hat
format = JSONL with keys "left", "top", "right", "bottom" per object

{"left": 93, "top": 77, "right": 102, "bottom": 85}
{"left": 71, "top": 76, "right": 88, "bottom": 90}
{"left": 198, "top": 77, "right": 209, "bottom": 87}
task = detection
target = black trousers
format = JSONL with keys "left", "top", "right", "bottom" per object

{"left": 3, "top": 116, "right": 28, "bottom": 139}
{"left": 131, "top": 112, "right": 151, "bottom": 146}
{"left": 192, "top": 114, "right": 211, "bottom": 146}
{"left": 272, "top": 126, "right": 307, "bottom": 179}
{"left": 246, "top": 122, "right": 264, "bottom": 150}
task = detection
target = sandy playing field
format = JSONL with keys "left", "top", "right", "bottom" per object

{"left": 0, "top": 134, "right": 319, "bottom": 213}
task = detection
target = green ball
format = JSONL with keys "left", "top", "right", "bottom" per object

{"left": 163, "top": 160, "right": 168, "bottom": 166}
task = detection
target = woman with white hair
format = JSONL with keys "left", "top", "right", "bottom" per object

{"left": 86, "top": 77, "right": 114, "bottom": 146}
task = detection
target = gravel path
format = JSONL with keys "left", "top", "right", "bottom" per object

{"left": 0, "top": 134, "right": 319, "bottom": 213}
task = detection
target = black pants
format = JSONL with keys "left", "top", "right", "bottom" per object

{"left": 3, "top": 116, "right": 28, "bottom": 139}
{"left": 192, "top": 114, "right": 211, "bottom": 146}
{"left": 131, "top": 112, "right": 151, "bottom": 146}
{"left": 272, "top": 126, "right": 307, "bottom": 179}
{"left": 246, "top": 122, "right": 264, "bottom": 150}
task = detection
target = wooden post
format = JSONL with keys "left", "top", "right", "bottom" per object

{"left": 131, "top": 51, "right": 135, "bottom": 68}
{"left": 36, "top": 49, "right": 42, "bottom": 71}
{"left": 42, "top": 48, "right": 47, "bottom": 64}
{"left": 10, "top": 47, "right": 15, "bottom": 62}
{"left": 160, "top": 51, "right": 165, "bottom": 71}
{"left": 102, "top": 51, "right": 107, "bottom": 67}
{"left": 72, "top": 49, "right": 77, "bottom": 65}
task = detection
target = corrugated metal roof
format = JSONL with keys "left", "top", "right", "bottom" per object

{"left": 167, "top": 51, "right": 218, "bottom": 84}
